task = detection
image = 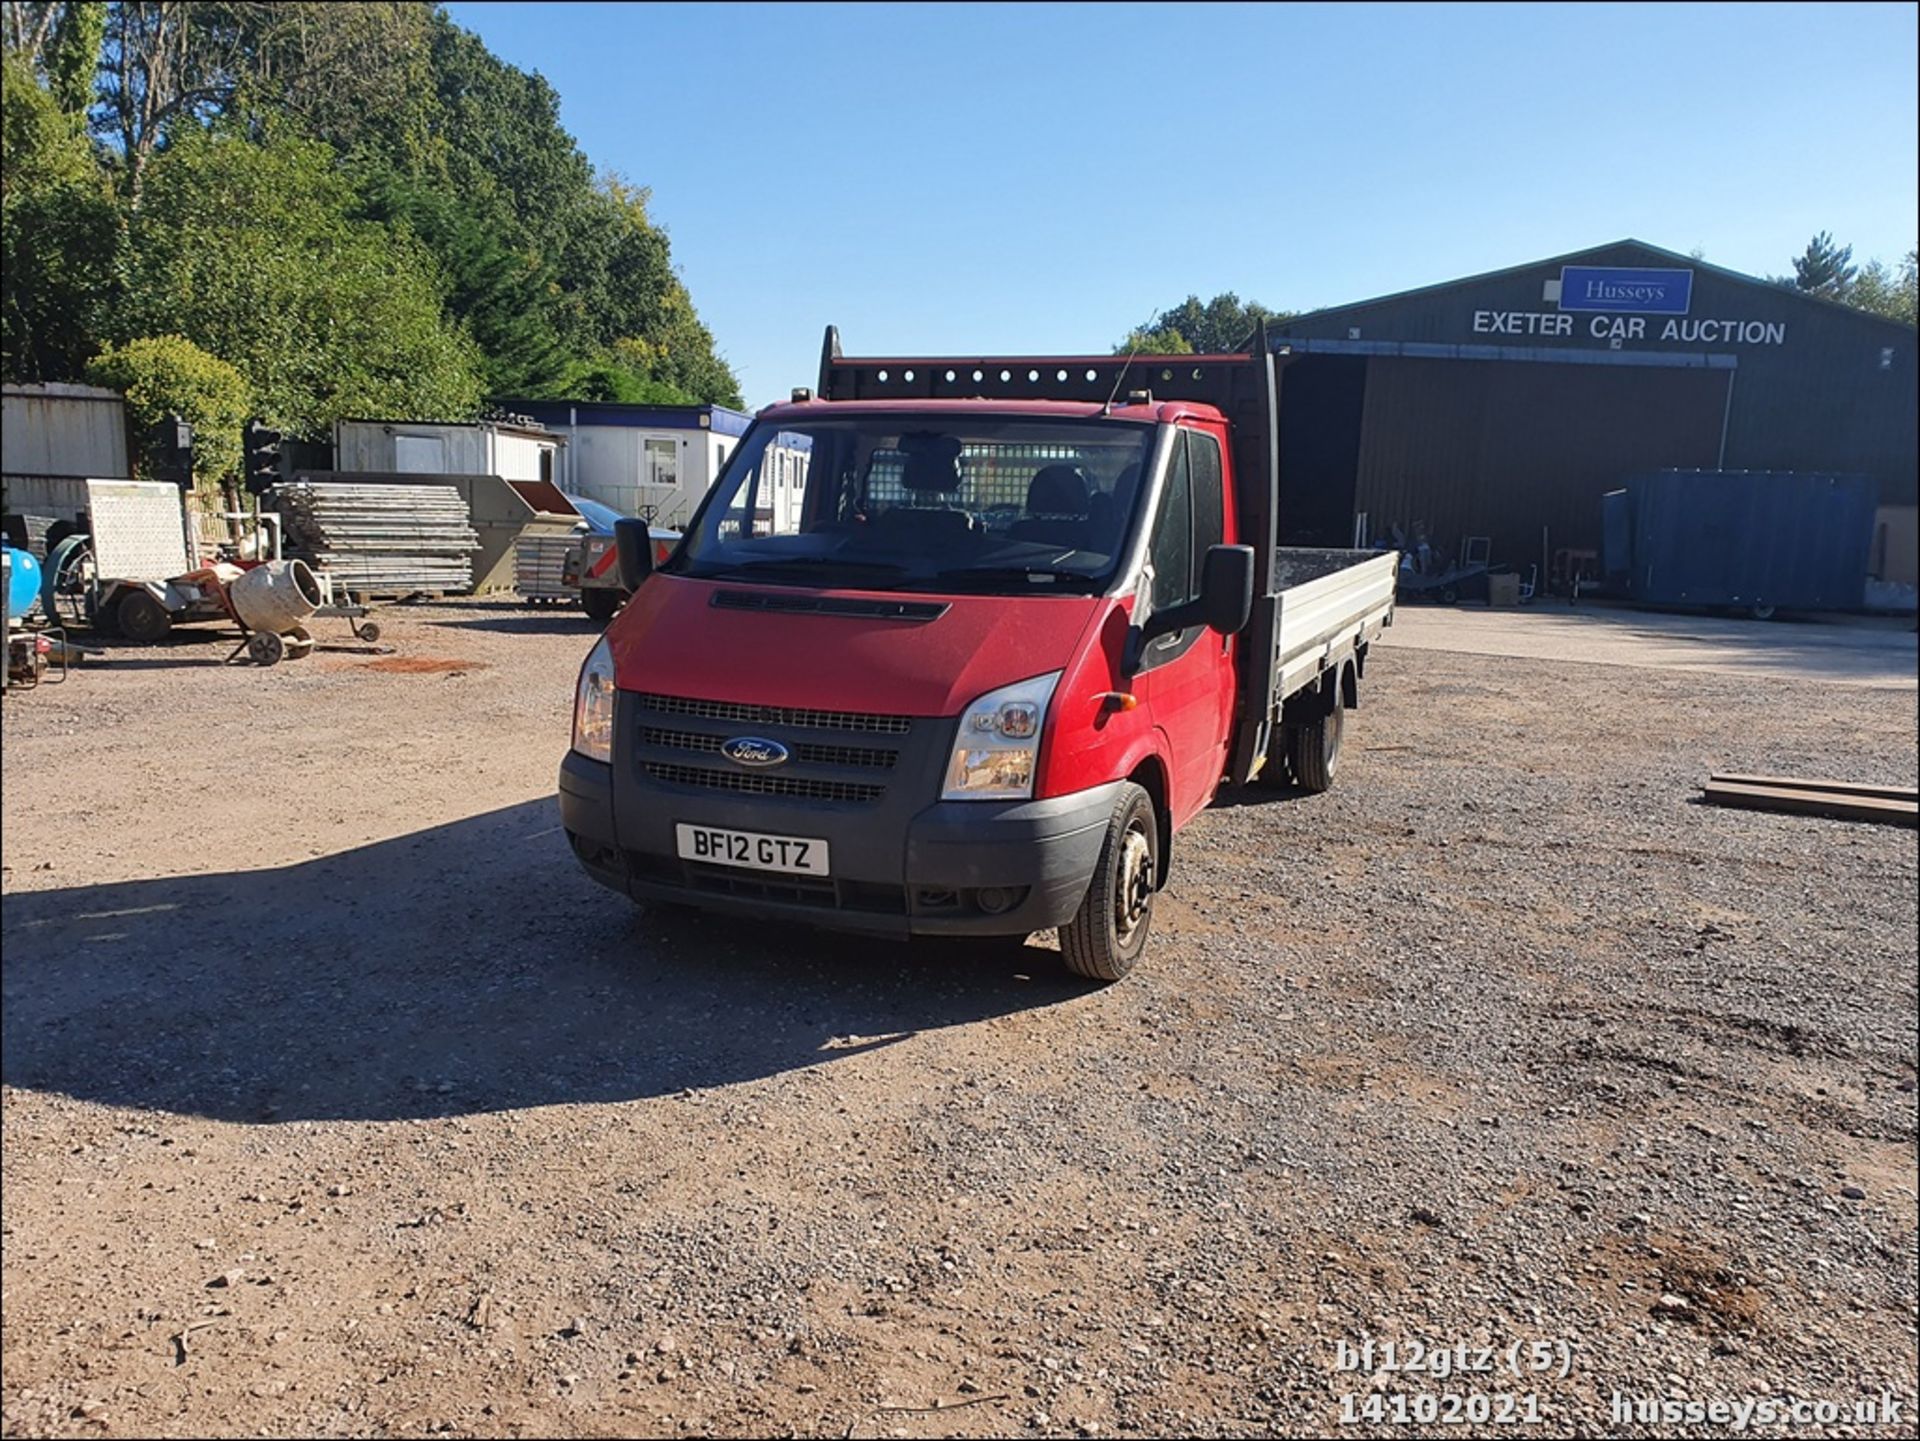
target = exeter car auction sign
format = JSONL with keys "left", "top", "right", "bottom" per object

{"left": 1465, "top": 264, "right": 1789, "bottom": 348}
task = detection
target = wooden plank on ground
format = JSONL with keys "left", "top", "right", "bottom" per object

{"left": 1709, "top": 773, "right": 1919, "bottom": 803}
{"left": 1701, "top": 781, "right": 1919, "bottom": 828}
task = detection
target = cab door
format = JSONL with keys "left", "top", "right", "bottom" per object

{"left": 1134, "top": 424, "right": 1236, "bottom": 824}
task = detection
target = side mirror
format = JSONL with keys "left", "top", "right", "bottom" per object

{"left": 613, "top": 517, "right": 654, "bottom": 593}
{"left": 1136, "top": 543, "right": 1255, "bottom": 653}
{"left": 1199, "top": 544, "right": 1255, "bottom": 634}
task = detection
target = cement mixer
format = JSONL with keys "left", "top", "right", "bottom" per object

{"left": 220, "top": 559, "right": 322, "bottom": 666}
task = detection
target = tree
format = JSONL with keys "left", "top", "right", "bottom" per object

{"left": 531, "top": 358, "right": 698, "bottom": 406}
{"left": 2, "top": 1, "right": 65, "bottom": 62}
{"left": 95, "top": 1, "right": 254, "bottom": 200}
{"left": 1790, "top": 230, "right": 1856, "bottom": 298}
{"left": 45, "top": 0, "right": 103, "bottom": 113}
{"left": 1, "top": 50, "right": 120, "bottom": 380}
{"left": 1116, "top": 292, "right": 1291, "bottom": 355}
{"left": 6, "top": 2, "right": 743, "bottom": 415}
{"left": 418, "top": 9, "right": 591, "bottom": 266}
{"left": 86, "top": 333, "right": 249, "bottom": 492}
{"left": 120, "top": 128, "right": 483, "bottom": 429}
{"left": 1116, "top": 325, "right": 1193, "bottom": 356}
{"left": 355, "top": 169, "right": 568, "bottom": 396}
{"left": 224, "top": 2, "right": 435, "bottom": 165}
{"left": 375, "top": 12, "right": 743, "bottom": 404}
{"left": 1849, "top": 250, "right": 1918, "bottom": 326}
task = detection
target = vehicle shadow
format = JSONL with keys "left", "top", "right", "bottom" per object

{"left": 0, "top": 799, "right": 1082, "bottom": 1125}
{"left": 431, "top": 614, "right": 607, "bottom": 636}
{"left": 1208, "top": 783, "right": 1309, "bottom": 810}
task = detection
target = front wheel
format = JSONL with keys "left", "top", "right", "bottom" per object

{"left": 582, "top": 587, "right": 625, "bottom": 624}
{"left": 1060, "top": 783, "right": 1158, "bottom": 983}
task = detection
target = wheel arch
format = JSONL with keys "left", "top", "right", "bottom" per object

{"left": 1126, "top": 753, "right": 1174, "bottom": 886}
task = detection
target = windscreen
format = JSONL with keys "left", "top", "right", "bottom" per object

{"left": 670, "top": 415, "right": 1156, "bottom": 594}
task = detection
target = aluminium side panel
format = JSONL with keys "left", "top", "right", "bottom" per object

{"left": 1269, "top": 550, "right": 1399, "bottom": 704}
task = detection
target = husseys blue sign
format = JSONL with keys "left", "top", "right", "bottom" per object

{"left": 1559, "top": 266, "right": 1694, "bottom": 315}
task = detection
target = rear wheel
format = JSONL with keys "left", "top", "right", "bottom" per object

{"left": 115, "top": 588, "right": 173, "bottom": 644}
{"left": 1060, "top": 783, "right": 1158, "bottom": 983}
{"left": 582, "top": 587, "right": 625, "bottom": 624}
{"left": 1290, "top": 695, "right": 1345, "bottom": 794}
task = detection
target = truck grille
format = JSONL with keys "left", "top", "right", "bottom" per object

{"left": 640, "top": 726, "right": 896, "bottom": 771}
{"left": 635, "top": 692, "right": 912, "bottom": 736}
{"left": 645, "top": 762, "right": 887, "bottom": 806}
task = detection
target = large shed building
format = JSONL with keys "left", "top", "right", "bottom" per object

{"left": 1269, "top": 240, "right": 1918, "bottom": 588}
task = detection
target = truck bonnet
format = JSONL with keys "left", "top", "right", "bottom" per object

{"left": 606, "top": 574, "right": 1109, "bottom": 718}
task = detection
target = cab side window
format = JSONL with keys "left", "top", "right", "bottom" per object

{"left": 1149, "top": 433, "right": 1192, "bottom": 612}
{"left": 1189, "top": 430, "right": 1224, "bottom": 563}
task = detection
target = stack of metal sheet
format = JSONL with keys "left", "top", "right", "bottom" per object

{"left": 515, "top": 530, "right": 580, "bottom": 602}
{"left": 1, "top": 513, "right": 57, "bottom": 559}
{"left": 275, "top": 482, "right": 479, "bottom": 595}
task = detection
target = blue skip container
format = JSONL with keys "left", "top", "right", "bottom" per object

{"left": 1601, "top": 470, "right": 1876, "bottom": 616}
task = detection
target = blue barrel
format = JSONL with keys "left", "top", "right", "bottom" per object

{"left": 4, "top": 545, "right": 41, "bottom": 621}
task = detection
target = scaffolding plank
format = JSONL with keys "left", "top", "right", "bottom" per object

{"left": 1701, "top": 781, "right": 1918, "bottom": 828}
{"left": 1708, "top": 773, "right": 1918, "bottom": 803}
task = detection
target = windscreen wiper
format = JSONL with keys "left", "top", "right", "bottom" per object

{"left": 921, "top": 565, "right": 1101, "bottom": 592}
{"left": 704, "top": 558, "right": 911, "bottom": 587}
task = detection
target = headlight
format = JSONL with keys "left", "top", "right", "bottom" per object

{"left": 942, "top": 671, "right": 1061, "bottom": 800}
{"left": 572, "top": 635, "right": 616, "bottom": 762}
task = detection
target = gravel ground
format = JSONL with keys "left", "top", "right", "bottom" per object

{"left": 2, "top": 599, "right": 1915, "bottom": 1439}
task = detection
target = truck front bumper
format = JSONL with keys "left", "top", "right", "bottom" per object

{"left": 559, "top": 747, "right": 1116, "bottom": 938}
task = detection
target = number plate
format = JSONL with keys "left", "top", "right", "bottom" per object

{"left": 674, "top": 823, "right": 830, "bottom": 876}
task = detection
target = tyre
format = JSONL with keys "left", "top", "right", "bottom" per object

{"left": 1290, "top": 694, "right": 1345, "bottom": 794}
{"left": 115, "top": 588, "right": 173, "bottom": 644}
{"left": 582, "top": 587, "right": 625, "bottom": 624}
{"left": 1060, "top": 782, "right": 1158, "bottom": 983}
{"left": 247, "top": 631, "right": 285, "bottom": 666}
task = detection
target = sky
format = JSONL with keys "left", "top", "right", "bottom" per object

{"left": 445, "top": 1, "right": 1920, "bottom": 409}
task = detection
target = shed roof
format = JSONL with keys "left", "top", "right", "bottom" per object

{"left": 497, "top": 399, "right": 755, "bottom": 437}
{"left": 1276, "top": 239, "right": 1917, "bottom": 338}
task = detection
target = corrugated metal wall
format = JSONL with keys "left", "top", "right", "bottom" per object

{"left": 2, "top": 385, "right": 129, "bottom": 479}
{"left": 1278, "top": 241, "right": 1918, "bottom": 529}
{"left": 1351, "top": 357, "right": 1728, "bottom": 564}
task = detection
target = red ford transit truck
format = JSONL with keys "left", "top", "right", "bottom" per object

{"left": 560, "top": 327, "right": 1398, "bottom": 979}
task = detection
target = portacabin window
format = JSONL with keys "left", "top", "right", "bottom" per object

{"left": 644, "top": 436, "right": 678, "bottom": 486}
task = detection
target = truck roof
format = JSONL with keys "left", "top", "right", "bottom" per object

{"left": 755, "top": 397, "right": 1227, "bottom": 426}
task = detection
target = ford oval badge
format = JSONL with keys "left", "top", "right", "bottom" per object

{"left": 721, "top": 736, "right": 789, "bottom": 768}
